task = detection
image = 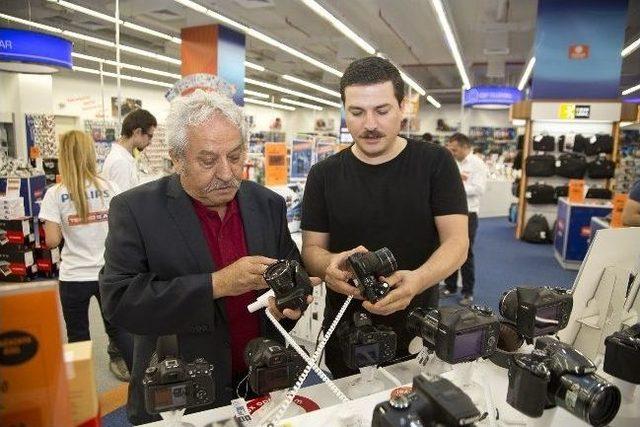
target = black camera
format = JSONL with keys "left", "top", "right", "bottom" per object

{"left": 407, "top": 305, "right": 499, "bottom": 364}
{"left": 372, "top": 374, "right": 482, "bottom": 427}
{"left": 499, "top": 286, "right": 573, "bottom": 340}
{"left": 143, "top": 356, "right": 214, "bottom": 414}
{"left": 348, "top": 247, "right": 397, "bottom": 302}
{"left": 263, "top": 259, "right": 313, "bottom": 313}
{"left": 507, "top": 336, "right": 621, "bottom": 426}
{"left": 244, "top": 337, "right": 306, "bottom": 395}
{"left": 603, "top": 323, "right": 640, "bottom": 384}
{"left": 336, "top": 312, "right": 397, "bottom": 370}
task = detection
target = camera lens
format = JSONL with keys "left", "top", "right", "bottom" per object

{"left": 372, "top": 247, "right": 398, "bottom": 277}
{"left": 407, "top": 308, "right": 439, "bottom": 348}
{"left": 263, "top": 260, "right": 294, "bottom": 293}
{"left": 554, "top": 373, "right": 621, "bottom": 426}
{"left": 499, "top": 289, "right": 518, "bottom": 322}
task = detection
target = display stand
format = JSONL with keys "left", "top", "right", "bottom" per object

{"left": 159, "top": 409, "right": 194, "bottom": 427}
{"left": 251, "top": 390, "right": 304, "bottom": 421}
{"left": 346, "top": 366, "right": 385, "bottom": 399}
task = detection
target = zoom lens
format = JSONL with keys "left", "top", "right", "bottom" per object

{"left": 264, "top": 260, "right": 294, "bottom": 293}
{"left": 554, "top": 373, "right": 621, "bottom": 427}
{"left": 407, "top": 308, "right": 439, "bottom": 349}
{"left": 499, "top": 289, "right": 518, "bottom": 322}
{"left": 372, "top": 247, "right": 398, "bottom": 277}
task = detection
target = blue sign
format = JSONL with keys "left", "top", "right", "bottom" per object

{"left": 217, "top": 26, "right": 245, "bottom": 106}
{"left": 0, "top": 28, "right": 72, "bottom": 70}
{"left": 463, "top": 86, "right": 522, "bottom": 108}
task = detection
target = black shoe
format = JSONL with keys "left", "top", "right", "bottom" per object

{"left": 109, "top": 357, "right": 130, "bottom": 382}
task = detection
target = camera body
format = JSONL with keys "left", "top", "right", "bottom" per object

{"left": 499, "top": 286, "right": 573, "bottom": 340}
{"left": 348, "top": 247, "right": 397, "bottom": 302}
{"left": 372, "top": 374, "right": 482, "bottom": 427}
{"left": 507, "top": 336, "right": 621, "bottom": 426}
{"left": 244, "top": 337, "right": 306, "bottom": 395}
{"left": 263, "top": 259, "right": 313, "bottom": 313}
{"left": 143, "top": 356, "right": 214, "bottom": 414}
{"left": 336, "top": 312, "right": 397, "bottom": 370}
{"left": 603, "top": 323, "right": 640, "bottom": 384}
{"left": 407, "top": 305, "right": 499, "bottom": 364}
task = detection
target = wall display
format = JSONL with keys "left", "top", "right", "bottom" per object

{"left": 314, "top": 118, "right": 335, "bottom": 132}
{"left": 111, "top": 97, "right": 142, "bottom": 117}
{"left": 290, "top": 137, "right": 314, "bottom": 180}
{"left": 84, "top": 120, "right": 120, "bottom": 169}
{"left": 615, "top": 130, "right": 640, "bottom": 194}
{"left": 138, "top": 124, "right": 169, "bottom": 175}
{"left": 316, "top": 139, "right": 339, "bottom": 162}
{"left": 25, "top": 114, "right": 57, "bottom": 158}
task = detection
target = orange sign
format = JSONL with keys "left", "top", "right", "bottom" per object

{"left": 610, "top": 193, "right": 628, "bottom": 228}
{"left": 264, "top": 143, "right": 288, "bottom": 186}
{"left": 569, "top": 44, "right": 589, "bottom": 59}
{"left": 29, "top": 146, "right": 41, "bottom": 160}
{"left": 568, "top": 179, "right": 585, "bottom": 203}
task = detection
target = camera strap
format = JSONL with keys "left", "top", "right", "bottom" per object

{"left": 156, "top": 335, "right": 179, "bottom": 359}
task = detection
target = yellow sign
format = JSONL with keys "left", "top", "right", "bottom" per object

{"left": 558, "top": 104, "right": 576, "bottom": 119}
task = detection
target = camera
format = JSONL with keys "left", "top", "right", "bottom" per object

{"left": 336, "top": 312, "right": 397, "bottom": 370}
{"left": 603, "top": 323, "right": 640, "bottom": 384}
{"left": 263, "top": 259, "right": 313, "bottom": 313}
{"left": 407, "top": 305, "right": 499, "bottom": 364}
{"left": 143, "top": 356, "right": 214, "bottom": 414}
{"left": 507, "top": 336, "right": 620, "bottom": 426}
{"left": 348, "top": 247, "right": 397, "bottom": 302}
{"left": 499, "top": 286, "right": 572, "bottom": 340}
{"left": 372, "top": 374, "right": 482, "bottom": 427}
{"left": 244, "top": 337, "right": 306, "bottom": 395}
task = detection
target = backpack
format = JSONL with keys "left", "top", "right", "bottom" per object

{"left": 523, "top": 214, "right": 552, "bottom": 244}
{"left": 585, "top": 134, "right": 614, "bottom": 156}
{"left": 525, "top": 183, "right": 556, "bottom": 204}
{"left": 555, "top": 185, "right": 569, "bottom": 201}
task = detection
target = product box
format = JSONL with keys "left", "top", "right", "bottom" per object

{"left": 0, "top": 196, "right": 26, "bottom": 220}
{"left": 0, "top": 217, "right": 35, "bottom": 245}
{"left": 64, "top": 341, "right": 100, "bottom": 427}
{"left": 0, "top": 281, "right": 73, "bottom": 426}
{"left": 35, "top": 246, "right": 60, "bottom": 278}
{"left": 0, "top": 174, "right": 47, "bottom": 217}
{"left": 42, "top": 157, "right": 60, "bottom": 185}
{"left": 0, "top": 246, "right": 38, "bottom": 282}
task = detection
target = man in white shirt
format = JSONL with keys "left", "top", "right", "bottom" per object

{"left": 442, "top": 133, "right": 488, "bottom": 305}
{"left": 102, "top": 109, "right": 157, "bottom": 192}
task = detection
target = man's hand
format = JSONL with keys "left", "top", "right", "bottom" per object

{"left": 324, "top": 245, "right": 368, "bottom": 298}
{"left": 211, "top": 256, "right": 276, "bottom": 299}
{"left": 267, "top": 276, "right": 322, "bottom": 320}
{"left": 362, "top": 270, "right": 423, "bottom": 316}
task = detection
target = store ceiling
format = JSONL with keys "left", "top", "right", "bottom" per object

{"left": 1, "top": 0, "right": 639, "bottom": 106}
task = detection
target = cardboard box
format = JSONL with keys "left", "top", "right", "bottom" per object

{"left": 0, "top": 281, "right": 73, "bottom": 426}
{"left": 64, "top": 341, "right": 100, "bottom": 427}
{"left": 0, "top": 246, "right": 38, "bottom": 282}
{"left": 0, "top": 175, "right": 47, "bottom": 217}
{"left": 0, "top": 217, "right": 35, "bottom": 245}
{"left": 35, "top": 246, "right": 61, "bottom": 277}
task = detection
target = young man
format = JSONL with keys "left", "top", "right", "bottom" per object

{"left": 102, "top": 109, "right": 157, "bottom": 192}
{"left": 442, "top": 133, "right": 488, "bottom": 306}
{"left": 301, "top": 57, "right": 469, "bottom": 378}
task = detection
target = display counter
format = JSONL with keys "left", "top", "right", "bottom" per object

{"left": 478, "top": 178, "right": 515, "bottom": 218}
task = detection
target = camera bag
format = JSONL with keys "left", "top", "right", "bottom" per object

{"left": 525, "top": 154, "right": 556, "bottom": 177}
{"left": 587, "top": 158, "right": 615, "bottom": 179}
{"left": 525, "top": 183, "right": 556, "bottom": 205}
{"left": 523, "top": 214, "right": 552, "bottom": 244}
{"left": 556, "top": 153, "right": 587, "bottom": 178}
{"left": 532, "top": 135, "right": 555, "bottom": 152}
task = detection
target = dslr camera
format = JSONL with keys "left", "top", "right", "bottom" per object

{"left": 263, "top": 259, "right": 313, "bottom": 313}
{"left": 336, "top": 312, "right": 397, "bottom": 370}
{"left": 499, "top": 286, "right": 572, "bottom": 340}
{"left": 348, "top": 247, "right": 397, "bottom": 302}
{"left": 507, "top": 336, "right": 621, "bottom": 426}
{"left": 372, "top": 374, "right": 482, "bottom": 427}
{"left": 407, "top": 305, "right": 499, "bottom": 364}
{"left": 603, "top": 323, "right": 640, "bottom": 384}
{"left": 244, "top": 337, "right": 306, "bottom": 395}
{"left": 143, "top": 356, "right": 214, "bottom": 414}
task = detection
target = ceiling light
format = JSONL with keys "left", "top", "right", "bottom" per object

{"left": 622, "top": 82, "right": 640, "bottom": 96}
{"left": 71, "top": 52, "right": 181, "bottom": 79}
{"left": 73, "top": 65, "right": 174, "bottom": 87}
{"left": 0, "top": 13, "right": 63, "bottom": 33}
{"left": 282, "top": 75, "right": 340, "bottom": 98}
{"left": 398, "top": 70, "right": 427, "bottom": 96}
{"left": 63, "top": 30, "right": 115, "bottom": 47}
{"left": 426, "top": 95, "right": 441, "bottom": 108}
{"left": 518, "top": 56, "right": 536, "bottom": 91}
{"left": 122, "top": 22, "right": 181, "bottom": 44}
{"left": 244, "top": 61, "right": 265, "bottom": 72}
{"left": 280, "top": 98, "right": 323, "bottom": 111}
{"left": 244, "top": 97, "right": 296, "bottom": 111}
{"left": 298, "top": 0, "right": 376, "bottom": 55}
{"left": 621, "top": 35, "right": 640, "bottom": 57}
{"left": 119, "top": 45, "right": 181, "bottom": 65}
{"left": 244, "top": 89, "right": 269, "bottom": 99}
{"left": 430, "top": 0, "right": 471, "bottom": 89}
{"left": 245, "top": 77, "right": 342, "bottom": 108}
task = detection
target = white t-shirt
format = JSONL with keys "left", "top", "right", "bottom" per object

{"left": 102, "top": 143, "right": 139, "bottom": 192}
{"left": 39, "top": 179, "right": 120, "bottom": 281}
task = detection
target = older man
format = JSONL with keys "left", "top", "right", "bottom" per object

{"left": 100, "top": 89, "right": 310, "bottom": 424}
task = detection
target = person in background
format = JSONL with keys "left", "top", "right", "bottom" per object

{"left": 442, "top": 133, "right": 488, "bottom": 306}
{"left": 39, "top": 130, "right": 132, "bottom": 381}
{"left": 622, "top": 179, "right": 640, "bottom": 226}
{"left": 421, "top": 132, "right": 433, "bottom": 143}
{"left": 102, "top": 109, "right": 157, "bottom": 192}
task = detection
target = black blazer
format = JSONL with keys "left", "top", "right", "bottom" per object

{"left": 99, "top": 174, "right": 300, "bottom": 425}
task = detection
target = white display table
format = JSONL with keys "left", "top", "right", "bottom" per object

{"left": 478, "top": 178, "right": 515, "bottom": 218}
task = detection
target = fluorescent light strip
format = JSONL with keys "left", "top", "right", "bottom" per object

{"left": 172, "top": 0, "right": 342, "bottom": 77}
{"left": 73, "top": 65, "right": 174, "bottom": 87}
{"left": 622, "top": 35, "right": 640, "bottom": 57}
{"left": 244, "top": 89, "right": 270, "bottom": 99}
{"left": 282, "top": 75, "right": 340, "bottom": 98}
{"left": 0, "top": 12, "right": 63, "bottom": 33}
{"left": 518, "top": 56, "right": 536, "bottom": 90}
{"left": 280, "top": 98, "right": 323, "bottom": 111}
{"left": 244, "top": 61, "right": 265, "bottom": 72}
{"left": 430, "top": 0, "right": 471, "bottom": 89}
{"left": 244, "top": 98, "right": 296, "bottom": 111}
{"left": 245, "top": 77, "right": 342, "bottom": 108}
{"left": 622, "top": 82, "right": 640, "bottom": 96}
{"left": 71, "top": 53, "right": 181, "bottom": 79}
{"left": 399, "top": 70, "right": 427, "bottom": 96}
{"left": 299, "top": 0, "right": 375, "bottom": 55}
{"left": 426, "top": 95, "right": 441, "bottom": 108}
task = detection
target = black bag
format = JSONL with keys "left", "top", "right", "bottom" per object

{"left": 573, "top": 134, "right": 589, "bottom": 153}
{"left": 587, "top": 158, "right": 615, "bottom": 179}
{"left": 526, "top": 154, "right": 556, "bottom": 177}
{"left": 513, "top": 150, "right": 523, "bottom": 171}
{"left": 523, "top": 214, "right": 552, "bottom": 244}
{"left": 558, "top": 135, "right": 566, "bottom": 152}
{"left": 555, "top": 185, "right": 569, "bottom": 200}
{"left": 590, "top": 134, "right": 613, "bottom": 155}
{"left": 526, "top": 183, "right": 556, "bottom": 204}
{"left": 586, "top": 188, "right": 613, "bottom": 199}
{"left": 556, "top": 153, "right": 587, "bottom": 178}
{"left": 532, "top": 135, "right": 555, "bottom": 151}
{"left": 517, "top": 134, "right": 525, "bottom": 150}
{"left": 512, "top": 178, "right": 520, "bottom": 197}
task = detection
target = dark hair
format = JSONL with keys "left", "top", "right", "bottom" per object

{"left": 340, "top": 57, "right": 405, "bottom": 105}
{"left": 449, "top": 132, "right": 471, "bottom": 147}
{"left": 422, "top": 133, "right": 433, "bottom": 142}
{"left": 121, "top": 109, "right": 157, "bottom": 138}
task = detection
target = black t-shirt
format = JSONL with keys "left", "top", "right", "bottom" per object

{"left": 301, "top": 139, "right": 468, "bottom": 351}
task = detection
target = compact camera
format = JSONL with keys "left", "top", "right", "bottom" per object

{"left": 244, "top": 337, "right": 306, "bottom": 395}
{"left": 603, "top": 323, "right": 640, "bottom": 384}
{"left": 336, "top": 312, "right": 397, "bottom": 370}
{"left": 143, "top": 356, "right": 214, "bottom": 414}
{"left": 348, "top": 247, "right": 397, "bottom": 302}
{"left": 507, "top": 336, "right": 620, "bottom": 426}
{"left": 263, "top": 259, "right": 313, "bottom": 313}
{"left": 499, "top": 286, "right": 573, "bottom": 340}
{"left": 407, "top": 305, "right": 499, "bottom": 364}
{"left": 372, "top": 374, "right": 482, "bottom": 427}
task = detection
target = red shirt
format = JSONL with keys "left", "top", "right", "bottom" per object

{"left": 191, "top": 197, "right": 261, "bottom": 374}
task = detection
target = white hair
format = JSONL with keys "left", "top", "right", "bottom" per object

{"left": 165, "top": 89, "right": 246, "bottom": 157}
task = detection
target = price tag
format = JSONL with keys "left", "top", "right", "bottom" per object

{"left": 231, "top": 398, "right": 254, "bottom": 425}
{"left": 568, "top": 179, "right": 585, "bottom": 203}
